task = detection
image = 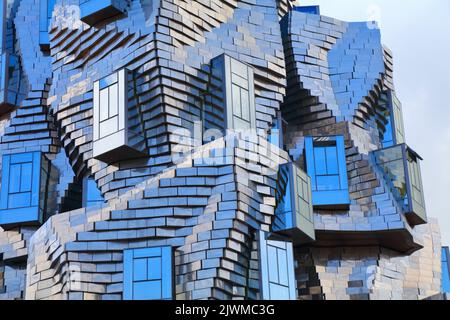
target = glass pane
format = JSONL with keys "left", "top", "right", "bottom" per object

{"left": 8, "top": 192, "right": 31, "bottom": 209}
{"left": 313, "top": 147, "right": 327, "bottom": 175}
{"left": 20, "top": 162, "right": 33, "bottom": 192}
{"left": 267, "top": 245, "right": 279, "bottom": 283}
{"left": 99, "top": 116, "right": 118, "bottom": 138}
{"left": 269, "top": 283, "right": 290, "bottom": 300}
{"left": 99, "top": 88, "right": 109, "bottom": 122}
{"left": 147, "top": 257, "right": 161, "bottom": 280}
{"left": 133, "top": 281, "right": 161, "bottom": 300}
{"left": 8, "top": 164, "right": 21, "bottom": 193}
{"left": 109, "top": 83, "right": 119, "bottom": 117}
{"left": 240, "top": 89, "right": 249, "bottom": 121}
{"left": 325, "top": 146, "right": 339, "bottom": 175}
{"left": 316, "top": 175, "right": 340, "bottom": 191}
{"left": 232, "top": 84, "right": 241, "bottom": 118}
{"left": 133, "top": 258, "right": 147, "bottom": 282}
{"left": 277, "top": 248, "right": 289, "bottom": 286}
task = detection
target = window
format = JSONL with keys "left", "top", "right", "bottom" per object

{"left": 305, "top": 136, "right": 350, "bottom": 209}
{"left": 372, "top": 144, "right": 427, "bottom": 225}
{"left": 273, "top": 162, "right": 315, "bottom": 244}
{"left": 123, "top": 246, "right": 173, "bottom": 300}
{"left": 259, "top": 231, "right": 296, "bottom": 300}
{"left": 443, "top": 247, "right": 450, "bottom": 293}
{"left": 82, "top": 177, "right": 104, "bottom": 207}
{"left": 39, "top": 0, "right": 56, "bottom": 51}
{"left": 293, "top": 5, "right": 321, "bottom": 15}
{"left": 379, "top": 91, "right": 405, "bottom": 148}
{"left": 1, "top": 46, "right": 22, "bottom": 113}
{"left": 268, "top": 112, "right": 285, "bottom": 149}
{"left": 93, "top": 68, "right": 146, "bottom": 163}
{"left": 80, "top": 0, "right": 128, "bottom": 26}
{"left": 0, "top": 152, "right": 49, "bottom": 226}
{"left": 206, "top": 54, "right": 256, "bottom": 134}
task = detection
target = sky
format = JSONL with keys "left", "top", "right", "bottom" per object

{"left": 297, "top": 0, "right": 450, "bottom": 245}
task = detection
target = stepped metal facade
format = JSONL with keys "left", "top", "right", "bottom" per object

{"left": 0, "top": 0, "right": 445, "bottom": 300}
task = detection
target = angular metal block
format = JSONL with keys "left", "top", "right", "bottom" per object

{"left": 80, "top": 0, "right": 128, "bottom": 26}
{"left": 273, "top": 162, "right": 315, "bottom": 244}
{"left": 92, "top": 68, "right": 147, "bottom": 163}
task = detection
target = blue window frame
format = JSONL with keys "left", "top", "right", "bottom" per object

{"left": 305, "top": 136, "right": 350, "bottom": 209}
{"left": 39, "top": 0, "right": 56, "bottom": 51}
{"left": 80, "top": 0, "right": 128, "bottom": 26}
{"left": 82, "top": 177, "right": 105, "bottom": 207}
{"left": 123, "top": 246, "right": 173, "bottom": 300}
{"left": 273, "top": 162, "right": 315, "bottom": 244}
{"left": 293, "top": 6, "right": 321, "bottom": 15}
{"left": 443, "top": 247, "right": 450, "bottom": 293}
{"left": 0, "top": 152, "right": 47, "bottom": 226}
{"left": 259, "top": 231, "right": 296, "bottom": 300}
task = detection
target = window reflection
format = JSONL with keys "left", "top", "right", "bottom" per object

{"left": 82, "top": 177, "right": 104, "bottom": 207}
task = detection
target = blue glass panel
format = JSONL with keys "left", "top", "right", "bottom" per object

{"left": 267, "top": 245, "right": 279, "bottom": 283}
{"left": 133, "top": 281, "right": 161, "bottom": 300}
{"left": 325, "top": 146, "right": 339, "bottom": 175}
{"left": 8, "top": 193, "right": 31, "bottom": 209}
{"left": 83, "top": 177, "right": 105, "bottom": 207}
{"left": 8, "top": 164, "right": 21, "bottom": 193}
{"left": 147, "top": 257, "right": 161, "bottom": 280}
{"left": 313, "top": 147, "right": 327, "bottom": 175}
{"left": 382, "top": 112, "right": 394, "bottom": 148}
{"left": 20, "top": 163, "right": 33, "bottom": 192}
{"left": 133, "top": 258, "right": 147, "bottom": 282}
{"left": 442, "top": 247, "right": 450, "bottom": 293}
{"left": 316, "top": 175, "right": 340, "bottom": 191}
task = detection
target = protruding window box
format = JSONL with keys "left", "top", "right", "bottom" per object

{"left": 0, "top": 152, "right": 54, "bottom": 227}
{"left": 372, "top": 144, "right": 427, "bottom": 225}
{"left": 273, "top": 162, "right": 315, "bottom": 244}
{"left": 205, "top": 54, "right": 256, "bottom": 135}
{"left": 378, "top": 90, "right": 405, "bottom": 148}
{"left": 80, "top": 0, "right": 128, "bottom": 26}
{"left": 305, "top": 136, "right": 350, "bottom": 209}
{"left": 258, "top": 231, "right": 297, "bottom": 300}
{"left": 39, "top": 0, "right": 56, "bottom": 51}
{"left": 93, "top": 69, "right": 147, "bottom": 163}
{"left": 0, "top": 52, "right": 20, "bottom": 115}
{"left": 123, "top": 246, "right": 173, "bottom": 300}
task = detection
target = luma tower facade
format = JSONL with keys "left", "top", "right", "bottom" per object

{"left": 0, "top": 0, "right": 445, "bottom": 300}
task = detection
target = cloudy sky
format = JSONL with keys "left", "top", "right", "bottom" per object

{"left": 297, "top": 0, "right": 450, "bottom": 245}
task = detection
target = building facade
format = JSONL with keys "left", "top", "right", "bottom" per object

{"left": 0, "top": 0, "right": 445, "bottom": 300}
